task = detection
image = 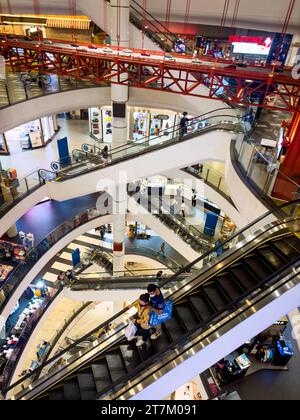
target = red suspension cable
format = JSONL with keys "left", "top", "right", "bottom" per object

{"left": 183, "top": 0, "right": 191, "bottom": 37}
{"left": 219, "top": 0, "right": 230, "bottom": 44}
{"left": 142, "top": 0, "right": 147, "bottom": 50}
{"left": 0, "top": 1, "right": 3, "bottom": 15}
{"left": 231, "top": 0, "right": 240, "bottom": 30}
{"left": 7, "top": 0, "right": 12, "bottom": 14}
{"left": 33, "top": 0, "right": 42, "bottom": 41}
{"left": 116, "top": 0, "right": 121, "bottom": 51}
{"left": 68, "top": 0, "right": 78, "bottom": 43}
{"left": 165, "top": 0, "right": 172, "bottom": 31}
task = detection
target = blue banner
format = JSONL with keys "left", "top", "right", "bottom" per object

{"left": 72, "top": 248, "right": 81, "bottom": 267}
{"left": 57, "top": 137, "right": 71, "bottom": 167}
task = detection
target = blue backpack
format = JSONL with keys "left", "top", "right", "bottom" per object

{"left": 149, "top": 300, "right": 174, "bottom": 327}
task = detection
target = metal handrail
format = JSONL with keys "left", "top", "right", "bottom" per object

{"left": 5, "top": 198, "right": 300, "bottom": 395}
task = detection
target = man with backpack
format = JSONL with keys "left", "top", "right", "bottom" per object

{"left": 147, "top": 284, "right": 166, "bottom": 340}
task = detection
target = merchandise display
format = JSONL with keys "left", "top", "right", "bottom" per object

{"left": 0, "top": 240, "right": 28, "bottom": 263}
{"left": 1, "top": 115, "right": 57, "bottom": 155}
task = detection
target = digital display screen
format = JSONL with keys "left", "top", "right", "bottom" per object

{"left": 113, "top": 103, "right": 126, "bottom": 118}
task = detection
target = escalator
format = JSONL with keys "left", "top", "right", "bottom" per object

{"left": 5, "top": 200, "right": 300, "bottom": 400}
{"left": 43, "top": 110, "right": 243, "bottom": 181}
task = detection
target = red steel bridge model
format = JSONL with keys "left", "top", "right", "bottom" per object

{"left": 0, "top": 35, "right": 300, "bottom": 113}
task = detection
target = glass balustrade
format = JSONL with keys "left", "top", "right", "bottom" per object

{"left": 5, "top": 198, "right": 300, "bottom": 397}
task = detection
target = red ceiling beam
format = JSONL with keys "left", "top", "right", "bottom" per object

{"left": 1, "top": 40, "right": 300, "bottom": 112}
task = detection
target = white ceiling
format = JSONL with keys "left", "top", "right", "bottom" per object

{"left": 2, "top": 0, "right": 300, "bottom": 34}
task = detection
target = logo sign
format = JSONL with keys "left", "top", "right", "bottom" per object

{"left": 229, "top": 35, "right": 272, "bottom": 47}
{"left": 153, "top": 115, "right": 170, "bottom": 121}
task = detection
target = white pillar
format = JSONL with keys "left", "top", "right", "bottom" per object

{"left": 286, "top": 34, "right": 300, "bottom": 66}
{"left": 110, "top": 0, "right": 130, "bottom": 148}
{"left": 113, "top": 184, "right": 127, "bottom": 276}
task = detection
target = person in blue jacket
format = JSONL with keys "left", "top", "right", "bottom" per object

{"left": 147, "top": 284, "right": 166, "bottom": 340}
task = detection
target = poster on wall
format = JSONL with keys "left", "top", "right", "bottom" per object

{"left": 29, "top": 131, "right": 43, "bottom": 148}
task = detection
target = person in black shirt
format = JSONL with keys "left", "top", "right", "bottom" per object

{"left": 147, "top": 284, "right": 166, "bottom": 340}
{"left": 180, "top": 112, "right": 189, "bottom": 138}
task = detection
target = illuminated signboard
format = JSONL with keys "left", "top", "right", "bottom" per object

{"left": 229, "top": 36, "right": 273, "bottom": 55}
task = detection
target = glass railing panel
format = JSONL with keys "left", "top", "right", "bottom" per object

{"left": 6, "top": 199, "right": 300, "bottom": 398}
{"left": 0, "top": 69, "right": 105, "bottom": 109}
{"left": 0, "top": 207, "right": 107, "bottom": 312}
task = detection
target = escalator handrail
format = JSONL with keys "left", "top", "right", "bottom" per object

{"left": 56, "top": 115, "right": 243, "bottom": 179}
{"left": 5, "top": 198, "right": 300, "bottom": 394}
{"left": 10, "top": 217, "right": 300, "bottom": 399}
{"left": 98, "top": 243, "right": 300, "bottom": 401}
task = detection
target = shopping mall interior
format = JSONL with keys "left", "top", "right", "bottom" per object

{"left": 0, "top": 0, "right": 299, "bottom": 402}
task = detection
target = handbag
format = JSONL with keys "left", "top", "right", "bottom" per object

{"left": 124, "top": 322, "right": 137, "bottom": 341}
{"left": 149, "top": 300, "right": 173, "bottom": 327}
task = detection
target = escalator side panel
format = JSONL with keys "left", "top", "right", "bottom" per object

{"left": 77, "top": 373, "right": 97, "bottom": 400}
{"left": 106, "top": 352, "right": 128, "bottom": 383}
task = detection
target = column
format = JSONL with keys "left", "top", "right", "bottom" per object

{"left": 286, "top": 34, "right": 300, "bottom": 67}
{"left": 273, "top": 113, "right": 300, "bottom": 201}
{"left": 112, "top": 184, "right": 127, "bottom": 276}
{"left": 6, "top": 225, "right": 18, "bottom": 238}
{"left": 110, "top": 0, "right": 130, "bottom": 148}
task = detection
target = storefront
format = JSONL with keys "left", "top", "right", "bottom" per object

{"left": 0, "top": 115, "right": 58, "bottom": 155}
{"left": 89, "top": 106, "right": 183, "bottom": 144}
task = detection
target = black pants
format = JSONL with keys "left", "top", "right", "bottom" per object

{"left": 192, "top": 200, "right": 196, "bottom": 207}
{"left": 136, "top": 325, "right": 150, "bottom": 342}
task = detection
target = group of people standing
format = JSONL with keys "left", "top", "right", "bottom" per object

{"left": 131, "top": 284, "right": 166, "bottom": 347}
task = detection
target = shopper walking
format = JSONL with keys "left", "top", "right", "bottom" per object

{"left": 181, "top": 200, "right": 186, "bottom": 218}
{"left": 101, "top": 146, "right": 109, "bottom": 164}
{"left": 192, "top": 190, "right": 197, "bottom": 208}
{"left": 133, "top": 294, "right": 152, "bottom": 347}
{"left": 147, "top": 284, "right": 166, "bottom": 340}
{"left": 157, "top": 242, "right": 166, "bottom": 258}
{"left": 156, "top": 270, "right": 163, "bottom": 281}
{"left": 180, "top": 112, "right": 189, "bottom": 138}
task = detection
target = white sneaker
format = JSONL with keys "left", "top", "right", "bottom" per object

{"left": 150, "top": 331, "right": 162, "bottom": 340}
{"left": 136, "top": 339, "right": 146, "bottom": 347}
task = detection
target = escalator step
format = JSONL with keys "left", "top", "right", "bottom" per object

{"left": 272, "top": 239, "right": 300, "bottom": 262}
{"left": 163, "top": 313, "right": 187, "bottom": 340}
{"left": 175, "top": 303, "right": 201, "bottom": 331}
{"left": 106, "top": 352, "right": 127, "bottom": 383}
{"left": 258, "top": 246, "right": 287, "bottom": 270}
{"left": 244, "top": 256, "right": 273, "bottom": 281}
{"left": 188, "top": 293, "right": 215, "bottom": 321}
{"left": 48, "top": 390, "right": 65, "bottom": 401}
{"left": 230, "top": 265, "right": 258, "bottom": 290}
{"left": 63, "top": 380, "right": 81, "bottom": 400}
{"left": 91, "top": 363, "right": 112, "bottom": 394}
{"left": 216, "top": 274, "right": 244, "bottom": 301}
{"left": 119, "top": 345, "right": 141, "bottom": 372}
{"left": 150, "top": 329, "right": 172, "bottom": 354}
{"left": 202, "top": 284, "right": 229, "bottom": 311}
{"left": 135, "top": 338, "right": 156, "bottom": 362}
{"left": 284, "top": 235, "right": 300, "bottom": 253}
{"left": 77, "top": 373, "right": 97, "bottom": 400}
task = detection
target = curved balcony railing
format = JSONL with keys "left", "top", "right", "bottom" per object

{"left": 0, "top": 70, "right": 106, "bottom": 109}
{"left": 182, "top": 165, "right": 236, "bottom": 207}
{"left": 234, "top": 137, "right": 300, "bottom": 204}
{"left": 0, "top": 207, "right": 109, "bottom": 315}
{"left": 5, "top": 199, "right": 300, "bottom": 398}
{"left": 0, "top": 108, "right": 244, "bottom": 221}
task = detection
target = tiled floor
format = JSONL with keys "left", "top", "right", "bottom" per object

{"left": 1, "top": 118, "right": 94, "bottom": 178}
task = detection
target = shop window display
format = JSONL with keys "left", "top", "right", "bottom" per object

{"left": 89, "top": 107, "right": 102, "bottom": 141}
{"left": 132, "top": 112, "right": 148, "bottom": 142}
{"left": 1, "top": 115, "right": 57, "bottom": 155}
{"left": 149, "top": 113, "right": 175, "bottom": 145}
{"left": 102, "top": 109, "right": 113, "bottom": 144}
